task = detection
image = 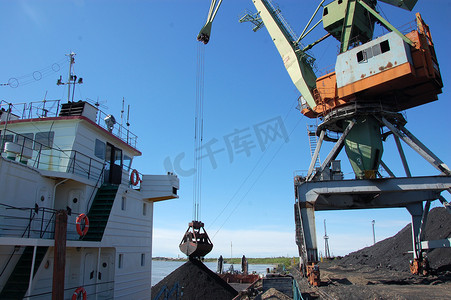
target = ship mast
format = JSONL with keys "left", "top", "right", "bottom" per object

{"left": 57, "top": 52, "right": 83, "bottom": 102}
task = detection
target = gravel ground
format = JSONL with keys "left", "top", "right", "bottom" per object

{"left": 295, "top": 207, "right": 451, "bottom": 300}
{"left": 337, "top": 207, "right": 451, "bottom": 273}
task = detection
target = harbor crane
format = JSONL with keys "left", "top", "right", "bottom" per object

{"left": 198, "top": 0, "right": 451, "bottom": 285}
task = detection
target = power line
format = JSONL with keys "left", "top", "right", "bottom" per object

{"left": 1, "top": 57, "right": 68, "bottom": 88}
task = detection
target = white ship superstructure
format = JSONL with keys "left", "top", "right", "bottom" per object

{"left": 0, "top": 99, "right": 178, "bottom": 299}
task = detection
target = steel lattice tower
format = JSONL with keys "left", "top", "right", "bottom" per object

{"left": 324, "top": 219, "right": 330, "bottom": 259}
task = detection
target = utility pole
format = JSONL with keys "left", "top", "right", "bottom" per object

{"left": 324, "top": 219, "right": 330, "bottom": 259}
{"left": 372, "top": 220, "right": 376, "bottom": 245}
{"left": 230, "top": 241, "right": 233, "bottom": 260}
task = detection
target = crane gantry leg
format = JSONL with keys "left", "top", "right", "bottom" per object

{"left": 295, "top": 109, "right": 451, "bottom": 285}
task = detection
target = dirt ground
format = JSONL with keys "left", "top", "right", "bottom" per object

{"left": 294, "top": 207, "right": 451, "bottom": 300}
{"left": 293, "top": 261, "right": 451, "bottom": 300}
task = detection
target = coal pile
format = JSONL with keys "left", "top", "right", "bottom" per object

{"left": 337, "top": 207, "right": 451, "bottom": 272}
{"left": 254, "top": 288, "right": 292, "bottom": 300}
{"left": 151, "top": 259, "right": 238, "bottom": 300}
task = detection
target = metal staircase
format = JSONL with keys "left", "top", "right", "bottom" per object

{"left": 294, "top": 202, "right": 307, "bottom": 273}
{"left": 307, "top": 125, "right": 321, "bottom": 170}
{"left": 82, "top": 184, "right": 119, "bottom": 241}
{"left": 0, "top": 246, "right": 48, "bottom": 300}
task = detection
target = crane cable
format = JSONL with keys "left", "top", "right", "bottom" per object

{"left": 209, "top": 98, "right": 303, "bottom": 239}
{"left": 193, "top": 43, "right": 206, "bottom": 221}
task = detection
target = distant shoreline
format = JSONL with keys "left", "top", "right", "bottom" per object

{"left": 153, "top": 256, "right": 299, "bottom": 266}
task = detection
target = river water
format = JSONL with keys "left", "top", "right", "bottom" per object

{"left": 152, "top": 260, "right": 276, "bottom": 286}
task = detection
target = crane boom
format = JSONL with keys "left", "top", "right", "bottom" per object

{"left": 197, "top": 0, "right": 223, "bottom": 44}
{"left": 252, "top": 0, "right": 317, "bottom": 110}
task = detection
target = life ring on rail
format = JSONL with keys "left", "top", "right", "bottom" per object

{"left": 130, "top": 169, "right": 140, "bottom": 186}
{"left": 76, "top": 214, "right": 89, "bottom": 237}
{"left": 72, "top": 286, "right": 87, "bottom": 300}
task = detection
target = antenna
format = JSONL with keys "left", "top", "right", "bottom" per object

{"left": 324, "top": 219, "right": 330, "bottom": 259}
{"left": 41, "top": 91, "right": 49, "bottom": 118}
{"left": 120, "top": 97, "right": 125, "bottom": 137}
{"left": 121, "top": 98, "right": 125, "bottom": 127}
{"left": 126, "top": 104, "right": 130, "bottom": 143}
{"left": 57, "top": 52, "right": 83, "bottom": 102}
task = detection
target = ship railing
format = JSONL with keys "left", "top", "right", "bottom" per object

{"left": 0, "top": 205, "right": 116, "bottom": 286}
{"left": 95, "top": 108, "right": 138, "bottom": 148}
{"left": 0, "top": 204, "right": 56, "bottom": 278}
{"left": 0, "top": 99, "right": 61, "bottom": 119}
{"left": 0, "top": 204, "right": 105, "bottom": 241}
{"left": 1, "top": 99, "right": 138, "bottom": 149}
{"left": 1, "top": 129, "right": 105, "bottom": 181}
{"left": 25, "top": 280, "right": 115, "bottom": 299}
{"left": 0, "top": 204, "right": 57, "bottom": 240}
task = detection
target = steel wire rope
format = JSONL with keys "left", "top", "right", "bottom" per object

{"left": 375, "top": 3, "right": 391, "bottom": 36}
{"left": 193, "top": 43, "right": 206, "bottom": 221}
{"left": 211, "top": 115, "right": 303, "bottom": 239}
{"left": 207, "top": 96, "right": 301, "bottom": 236}
{"left": 207, "top": 98, "right": 299, "bottom": 229}
{"left": 4, "top": 57, "right": 67, "bottom": 88}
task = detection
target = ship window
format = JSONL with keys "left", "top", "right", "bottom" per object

{"left": 123, "top": 155, "right": 132, "bottom": 171}
{"left": 114, "top": 148, "right": 122, "bottom": 166}
{"left": 15, "top": 133, "right": 34, "bottom": 150}
{"left": 34, "top": 131, "right": 54, "bottom": 150}
{"left": 121, "top": 196, "right": 126, "bottom": 210}
{"left": 365, "top": 47, "right": 374, "bottom": 60}
{"left": 380, "top": 40, "right": 390, "bottom": 53}
{"left": 143, "top": 203, "right": 147, "bottom": 216}
{"left": 141, "top": 253, "right": 145, "bottom": 266}
{"left": 372, "top": 44, "right": 381, "bottom": 57}
{"left": 323, "top": 7, "right": 328, "bottom": 16}
{"left": 95, "top": 139, "right": 106, "bottom": 160}
{"left": 357, "top": 51, "right": 365, "bottom": 63}
{"left": 118, "top": 254, "right": 123, "bottom": 268}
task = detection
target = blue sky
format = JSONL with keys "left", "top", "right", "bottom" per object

{"left": 1, "top": 0, "right": 450, "bottom": 258}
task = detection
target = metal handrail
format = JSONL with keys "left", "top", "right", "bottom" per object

{"left": 1, "top": 128, "right": 105, "bottom": 180}
{"left": 1, "top": 99, "right": 138, "bottom": 149}
{"left": 96, "top": 109, "right": 138, "bottom": 148}
{"left": 86, "top": 163, "right": 107, "bottom": 212}
{"left": 0, "top": 204, "right": 57, "bottom": 277}
{"left": 26, "top": 280, "right": 115, "bottom": 299}
{"left": 0, "top": 100, "right": 61, "bottom": 119}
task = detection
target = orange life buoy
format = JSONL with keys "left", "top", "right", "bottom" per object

{"left": 76, "top": 213, "right": 89, "bottom": 237}
{"left": 130, "top": 169, "right": 140, "bottom": 186}
{"left": 72, "top": 286, "right": 87, "bottom": 300}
